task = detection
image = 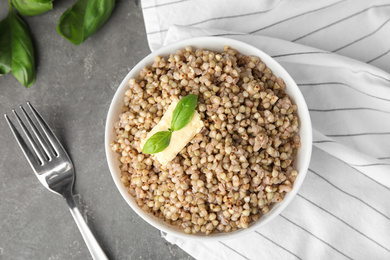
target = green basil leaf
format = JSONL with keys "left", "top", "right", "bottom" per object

{"left": 142, "top": 131, "right": 172, "bottom": 154}
{"left": 11, "top": 0, "right": 53, "bottom": 17}
{"left": 0, "top": 14, "right": 12, "bottom": 75}
{"left": 0, "top": 6, "right": 35, "bottom": 86}
{"left": 57, "top": 0, "right": 115, "bottom": 45}
{"left": 170, "top": 94, "right": 198, "bottom": 132}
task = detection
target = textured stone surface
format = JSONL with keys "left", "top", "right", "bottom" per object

{"left": 0, "top": 1, "right": 193, "bottom": 259}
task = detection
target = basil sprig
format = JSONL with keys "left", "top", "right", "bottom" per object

{"left": 142, "top": 94, "right": 198, "bottom": 155}
{"left": 0, "top": 4, "right": 36, "bottom": 87}
{"left": 57, "top": 0, "right": 115, "bottom": 45}
{"left": 0, "top": 0, "right": 115, "bottom": 87}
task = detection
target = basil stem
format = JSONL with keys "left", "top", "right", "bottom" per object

{"left": 142, "top": 131, "right": 172, "bottom": 154}
{"left": 11, "top": 0, "right": 53, "bottom": 17}
{"left": 0, "top": 4, "right": 36, "bottom": 87}
{"left": 57, "top": 0, "right": 115, "bottom": 45}
{"left": 170, "top": 94, "right": 198, "bottom": 132}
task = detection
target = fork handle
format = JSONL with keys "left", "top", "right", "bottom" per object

{"left": 66, "top": 197, "right": 109, "bottom": 260}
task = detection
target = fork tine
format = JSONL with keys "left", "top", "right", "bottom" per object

{"left": 4, "top": 114, "right": 41, "bottom": 171}
{"left": 20, "top": 105, "right": 53, "bottom": 161}
{"left": 27, "top": 102, "right": 65, "bottom": 157}
{"left": 12, "top": 109, "right": 45, "bottom": 165}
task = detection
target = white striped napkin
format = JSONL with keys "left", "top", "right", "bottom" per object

{"left": 141, "top": 0, "right": 390, "bottom": 259}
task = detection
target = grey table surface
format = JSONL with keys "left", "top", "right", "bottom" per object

{"left": 0, "top": 1, "right": 193, "bottom": 259}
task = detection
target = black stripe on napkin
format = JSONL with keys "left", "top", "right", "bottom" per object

{"left": 341, "top": 160, "right": 390, "bottom": 192}
{"left": 280, "top": 215, "right": 353, "bottom": 259}
{"left": 143, "top": 0, "right": 189, "bottom": 10}
{"left": 309, "top": 169, "right": 390, "bottom": 221}
{"left": 351, "top": 163, "right": 390, "bottom": 167}
{"left": 186, "top": 0, "right": 283, "bottom": 27}
{"left": 219, "top": 242, "right": 251, "bottom": 260}
{"left": 292, "top": 3, "right": 390, "bottom": 42}
{"left": 297, "top": 194, "right": 390, "bottom": 253}
{"left": 299, "top": 82, "right": 390, "bottom": 102}
{"left": 309, "top": 108, "right": 390, "bottom": 114}
{"left": 327, "top": 132, "right": 390, "bottom": 137}
{"left": 313, "top": 140, "right": 335, "bottom": 144}
{"left": 350, "top": 69, "right": 390, "bottom": 83}
{"left": 249, "top": 0, "right": 347, "bottom": 34}
{"left": 255, "top": 231, "right": 302, "bottom": 259}
{"left": 367, "top": 48, "right": 390, "bottom": 63}
{"left": 333, "top": 17, "right": 390, "bottom": 52}
{"left": 271, "top": 51, "right": 330, "bottom": 58}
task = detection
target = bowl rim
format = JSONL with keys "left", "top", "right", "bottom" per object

{"left": 105, "top": 36, "right": 312, "bottom": 241}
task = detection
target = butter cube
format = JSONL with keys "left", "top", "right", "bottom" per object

{"left": 140, "top": 98, "right": 204, "bottom": 165}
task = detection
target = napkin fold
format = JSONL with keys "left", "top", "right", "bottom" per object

{"left": 141, "top": 1, "right": 390, "bottom": 259}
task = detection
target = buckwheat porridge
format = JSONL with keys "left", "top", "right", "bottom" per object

{"left": 110, "top": 46, "right": 301, "bottom": 235}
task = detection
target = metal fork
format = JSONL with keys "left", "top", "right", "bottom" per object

{"left": 5, "top": 103, "right": 108, "bottom": 260}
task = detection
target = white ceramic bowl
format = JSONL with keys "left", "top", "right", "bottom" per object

{"left": 105, "top": 37, "right": 312, "bottom": 241}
